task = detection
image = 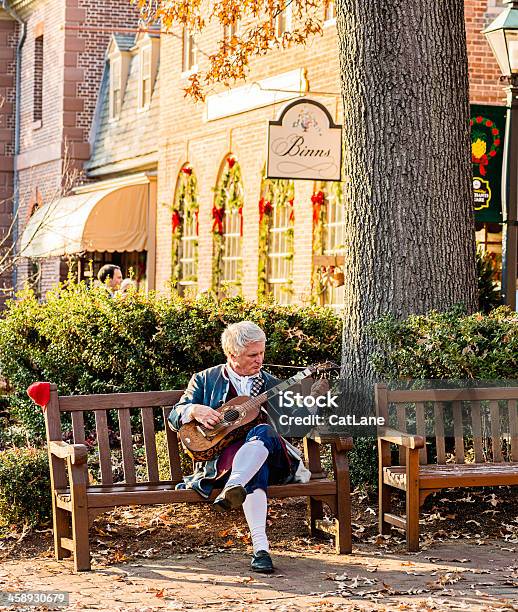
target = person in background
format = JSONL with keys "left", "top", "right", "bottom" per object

{"left": 97, "top": 264, "right": 122, "bottom": 296}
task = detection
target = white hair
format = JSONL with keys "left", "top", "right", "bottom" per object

{"left": 221, "top": 321, "right": 266, "bottom": 357}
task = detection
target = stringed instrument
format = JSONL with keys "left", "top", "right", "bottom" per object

{"left": 178, "top": 362, "right": 336, "bottom": 461}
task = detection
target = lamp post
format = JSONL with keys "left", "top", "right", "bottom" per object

{"left": 484, "top": 0, "right": 518, "bottom": 310}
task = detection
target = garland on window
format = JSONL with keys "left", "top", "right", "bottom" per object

{"left": 211, "top": 156, "right": 244, "bottom": 293}
{"left": 171, "top": 165, "right": 199, "bottom": 287}
{"left": 311, "top": 181, "right": 343, "bottom": 304}
{"left": 257, "top": 176, "right": 295, "bottom": 300}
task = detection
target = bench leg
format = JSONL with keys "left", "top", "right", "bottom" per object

{"left": 307, "top": 497, "right": 324, "bottom": 537}
{"left": 333, "top": 448, "right": 352, "bottom": 554}
{"left": 405, "top": 448, "right": 420, "bottom": 552}
{"left": 68, "top": 464, "right": 91, "bottom": 572}
{"left": 71, "top": 507, "right": 91, "bottom": 572}
{"left": 52, "top": 504, "right": 72, "bottom": 560}
{"left": 335, "top": 489, "right": 352, "bottom": 554}
{"left": 378, "top": 439, "right": 392, "bottom": 535}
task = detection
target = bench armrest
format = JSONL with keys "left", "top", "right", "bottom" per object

{"left": 378, "top": 427, "right": 425, "bottom": 449}
{"left": 309, "top": 434, "right": 353, "bottom": 452}
{"left": 49, "top": 441, "right": 88, "bottom": 465}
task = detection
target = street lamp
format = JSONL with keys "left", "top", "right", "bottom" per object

{"left": 484, "top": 0, "right": 518, "bottom": 310}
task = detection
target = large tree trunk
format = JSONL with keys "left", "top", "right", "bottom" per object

{"left": 336, "top": 0, "right": 477, "bottom": 380}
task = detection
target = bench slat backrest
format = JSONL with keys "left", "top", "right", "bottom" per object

{"left": 45, "top": 387, "right": 185, "bottom": 487}
{"left": 376, "top": 384, "right": 518, "bottom": 465}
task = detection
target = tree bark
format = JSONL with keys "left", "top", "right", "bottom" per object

{"left": 336, "top": 0, "right": 477, "bottom": 380}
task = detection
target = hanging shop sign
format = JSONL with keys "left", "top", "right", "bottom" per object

{"left": 470, "top": 104, "right": 505, "bottom": 224}
{"left": 267, "top": 98, "right": 342, "bottom": 181}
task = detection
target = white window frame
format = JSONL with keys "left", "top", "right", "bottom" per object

{"left": 138, "top": 44, "right": 152, "bottom": 110}
{"left": 220, "top": 208, "right": 242, "bottom": 295}
{"left": 178, "top": 211, "right": 198, "bottom": 294}
{"left": 109, "top": 55, "right": 122, "bottom": 120}
{"left": 182, "top": 28, "right": 198, "bottom": 77}
{"left": 322, "top": 190, "right": 345, "bottom": 310}
{"left": 275, "top": 4, "right": 293, "bottom": 39}
{"left": 266, "top": 203, "right": 293, "bottom": 305}
{"left": 324, "top": 1, "right": 336, "bottom": 26}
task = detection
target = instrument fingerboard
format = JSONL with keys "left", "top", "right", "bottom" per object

{"left": 264, "top": 367, "right": 313, "bottom": 400}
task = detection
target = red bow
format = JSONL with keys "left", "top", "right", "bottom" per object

{"left": 27, "top": 382, "right": 51, "bottom": 413}
{"left": 172, "top": 210, "right": 181, "bottom": 232}
{"left": 227, "top": 157, "right": 236, "bottom": 169}
{"left": 195, "top": 210, "right": 199, "bottom": 235}
{"left": 259, "top": 198, "right": 272, "bottom": 222}
{"left": 238, "top": 206, "right": 243, "bottom": 236}
{"left": 181, "top": 166, "right": 192, "bottom": 176}
{"left": 288, "top": 197, "right": 294, "bottom": 222}
{"left": 472, "top": 153, "right": 488, "bottom": 176}
{"left": 311, "top": 191, "right": 324, "bottom": 223}
{"left": 212, "top": 206, "right": 224, "bottom": 234}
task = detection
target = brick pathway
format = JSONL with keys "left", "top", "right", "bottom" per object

{"left": 1, "top": 540, "right": 517, "bottom": 611}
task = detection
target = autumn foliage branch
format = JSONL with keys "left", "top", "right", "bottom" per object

{"left": 132, "top": 0, "right": 328, "bottom": 100}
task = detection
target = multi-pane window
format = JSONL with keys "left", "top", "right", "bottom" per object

{"left": 223, "top": 21, "right": 238, "bottom": 53}
{"left": 182, "top": 28, "right": 197, "bottom": 73}
{"left": 221, "top": 208, "right": 242, "bottom": 296}
{"left": 267, "top": 202, "right": 294, "bottom": 305}
{"left": 178, "top": 210, "right": 198, "bottom": 295}
{"left": 110, "top": 55, "right": 122, "bottom": 119}
{"left": 324, "top": 1, "right": 336, "bottom": 22}
{"left": 322, "top": 187, "right": 345, "bottom": 309}
{"left": 275, "top": 4, "right": 293, "bottom": 38}
{"left": 139, "top": 45, "right": 152, "bottom": 109}
{"left": 33, "top": 35, "right": 43, "bottom": 122}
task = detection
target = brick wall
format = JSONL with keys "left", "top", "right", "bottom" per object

{"left": 156, "top": 14, "right": 342, "bottom": 301}
{"left": 12, "top": 0, "right": 140, "bottom": 295}
{"left": 0, "top": 17, "right": 17, "bottom": 305}
{"left": 465, "top": 0, "right": 506, "bottom": 105}
{"left": 155, "top": 1, "right": 510, "bottom": 302}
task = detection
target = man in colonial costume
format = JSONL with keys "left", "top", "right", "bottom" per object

{"left": 168, "top": 321, "right": 325, "bottom": 573}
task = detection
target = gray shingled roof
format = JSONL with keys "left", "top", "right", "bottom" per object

{"left": 112, "top": 34, "right": 135, "bottom": 51}
{"left": 86, "top": 46, "right": 160, "bottom": 176}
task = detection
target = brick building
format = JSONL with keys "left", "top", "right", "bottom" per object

{"left": 155, "top": 0, "right": 509, "bottom": 307}
{"left": 0, "top": 0, "right": 141, "bottom": 302}
{"left": 0, "top": 0, "right": 512, "bottom": 305}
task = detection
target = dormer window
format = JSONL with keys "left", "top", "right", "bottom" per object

{"left": 110, "top": 55, "right": 122, "bottom": 119}
{"left": 139, "top": 45, "right": 152, "bottom": 109}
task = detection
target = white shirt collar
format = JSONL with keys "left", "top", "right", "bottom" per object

{"left": 225, "top": 363, "right": 261, "bottom": 396}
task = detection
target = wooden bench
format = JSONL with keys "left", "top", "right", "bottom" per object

{"left": 43, "top": 384, "right": 353, "bottom": 572}
{"left": 376, "top": 383, "right": 518, "bottom": 551}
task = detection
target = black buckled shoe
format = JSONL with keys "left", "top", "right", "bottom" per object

{"left": 213, "top": 484, "right": 247, "bottom": 513}
{"left": 251, "top": 550, "right": 274, "bottom": 574}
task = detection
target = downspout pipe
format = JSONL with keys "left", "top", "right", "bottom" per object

{"left": 2, "top": 0, "right": 27, "bottom": 293}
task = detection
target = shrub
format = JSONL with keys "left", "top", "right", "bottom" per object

{"left": 369, "top": 305, "right": 518, "bottom": 381}
{"left": 0, "top": 283, "right": 342, "bottom": 442}
{"left": 0, "top": 447, "right": 51, "bottom": 527}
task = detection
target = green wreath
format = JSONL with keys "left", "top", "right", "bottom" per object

{"left": 171, "top": 165, "right": 199, "bottom": 288}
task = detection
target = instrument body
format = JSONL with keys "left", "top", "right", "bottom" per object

{"left": 177, "top": 361, "right": 337, "bottom": 461}
{"left": 179, "top": 395, "right": 262, "bottom": 461}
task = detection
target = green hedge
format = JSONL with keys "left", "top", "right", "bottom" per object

{"left": 0, "top": 447, "right": 51, "bottom": 527}
{"left": 369, "top": 305, "right": 518, "bottom": 380}
{"left": 0, "top": 283, "right": 342, "bottom": 442}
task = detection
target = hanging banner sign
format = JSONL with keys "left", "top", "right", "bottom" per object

{"left": 470, "top": 104, "right": 505, "bottom": 224}
{"left": 267, "top": 98, "right": 342, "bottom": 181}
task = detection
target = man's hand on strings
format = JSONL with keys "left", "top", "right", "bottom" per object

{"left": 191, "top": 404, "right": 223, "bottom": 429}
